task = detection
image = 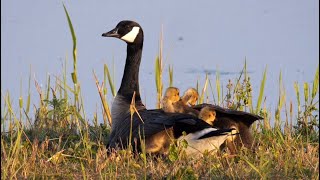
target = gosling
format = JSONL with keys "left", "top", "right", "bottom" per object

{"left": 162, "top": 87, "right": 199, "bottom": 116}
{"left": 181, "top": 88, "right": 199, "bottom": 106}
{"left": 198, "top": 106, "right": 217, "bottom": 126}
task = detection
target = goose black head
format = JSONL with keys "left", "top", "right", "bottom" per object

{"left": 102, "top": 20, "right": 143, "bottom": 44}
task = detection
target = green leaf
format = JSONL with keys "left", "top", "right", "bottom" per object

{"left": 256, "top": 65, "right": 267, "bottom": 114}
{"left": 312, "top": 65, "right": 319, "bottom": 99}
{"left": 242, "top": 157, "right": 263, "bottom": 178}
{"left": 294, "top": 82, "right": 301, "bottom": 113}
{"left": 216, "top": 70, "right": 221, "bottom": 105}
{"left": 303, "top": 83, "right": 309, "bottom": 104}
{"left": 169, "top": 65, "right": 173, "bottom": 87}
{"left": 104, "top": 64, "right": 116, "bottom": 97}
{"left": 155, "top": 56, "right": 160, "bottom": 92}
{"left": 63, "top": 4, "right": 77, "bottom": 64}
{"left": 71, "top": 72, "right": 77, "bottom": 84}
{"left": 199, "top": 74, "right": 208, "bottom": 104}
{"left": 168, "top": 144, "right": 178, "bottom": 162}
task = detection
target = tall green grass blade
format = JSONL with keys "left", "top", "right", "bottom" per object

{"left": 199, "top": 74, "right": 208, "bottom": 104}
{"left": 276, "top": 128, "right": 285, "bottom": 143}
{"left": 19, "top": 96, "right": 23, "bottom": 110}
{"left": 242, "top": 59, "right": 248, "bottom": 111}
{"left": 63, "top": 55, "right": 68, "bottom": 100}
{"left": 25, "top": 65, "right": 31, "bottom": 113}
{"left": 196, "top": 79, "right": 199, "bottom": 93}
{"left": 71, "top": 73, "right": 77, "bottom": 85}
{"left": 63, "top": 3, "right": 79, "bottom": 108}
{"left": 26, "top": 92, "right": 30, "bottom": 115}
{"left": 208, "top": 78, "right": 216, "bottom": 104}
{"left": 80, "top": 160, "right": 87, "bottom": 180}
{"left": 244, "top": 59, "right": 254, "bottom": 112}
{"left": 155, "top": 56, "right": 160, "bottom": 91}
{"left": 45, "top": 75, "right": 51, "bottom": 106}
{"left": 19, "top": 79, "right": 23, "bottom": 119}
{"left": 113, "top": 59, "right": 115, "bottom": 94}
{"left": 155, "top": 26, "right": 164, "bottom": 108}
{"left": 103, "top": 64, "right": 107, "bottom": 96}
{"left": 216, "top": 70, "right": 221, "bottom": 105}
{"left": 275, "top": 71, "right": 286, "bottom": 126}
{"left": 279, "top": 71, "right": 284, "bottom": 108}
{"left": 311, "top": 65, "right": 319, "bottom": 99}
{"left": 104, "top": 64, "right": 116, "bottom": 97}
{"left": 244, "top": 58, "right": 248, "bottom": 81}
{"left": 78, "top": 87, "right": 87, "bottom": 119}
{"left": 169, "top": 65, "right": 173, "bottom": 87}
{"left": 93, "top": 70, "right": 112, "bottom": 125}
{"left": 303, "top": 83, "right": 309, "bottom": 104}
{"left": 155, "top": 55, "right": 163, "bottom": 108}
{"left": 256, "top": 66, "right": 267, "bottom": 114}
{"left": 241, "top": 157, "right": 263, "bottom": 178}
{"left": 63, "top": 4, "right": 77, "bottom": 84}
{"left": 294, "top": 82, "right": 301, "bottom": 113}
{"left": 233, "top": 63, "right": 245, "bottom": 96}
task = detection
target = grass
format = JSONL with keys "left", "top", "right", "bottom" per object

{"left": 1, "top": 5, "right": 319, "bottom": 179}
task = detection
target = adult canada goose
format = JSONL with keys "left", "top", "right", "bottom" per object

{"left": 102, "top": 20, "right": 235, "bottom": 154}
{"left": 161, "top": 87, "right": 199, "bottom": 116}
{"left": 193, "top": 103, "right": 262, "bottom": 154}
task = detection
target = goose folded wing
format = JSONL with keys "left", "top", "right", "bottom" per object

{"left": 130, "top": 109, "right": 215, "bottom": 139}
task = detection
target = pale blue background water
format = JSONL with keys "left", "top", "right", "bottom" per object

{"left": 1, "top": 1, "right": 319, "bottom": 124}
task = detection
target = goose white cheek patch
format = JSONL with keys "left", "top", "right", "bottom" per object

{"left": 121, "top": 26, "right": 140, "bottom": 43}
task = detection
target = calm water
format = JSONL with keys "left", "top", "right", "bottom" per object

{"left": 1, "top": 1, "right": 319, "bottom": 124}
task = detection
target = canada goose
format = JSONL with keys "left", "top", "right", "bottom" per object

{"left": 161, "top": 87, "right": 199, "bottom": 116}
{"left": 198, "top": 106, "right": 216, "bottom": 126}
{"left": 193, "top": 103, "right": 262, "bottom": 154}
{"left": 181, "top": 88, "right": 199, "bottom": 106}
{"left": 102, "top": 20, "right": 235, "bottom": 154}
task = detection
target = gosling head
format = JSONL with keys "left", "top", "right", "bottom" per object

{"left": 182, "top": 88, "right": 199, "bottom": 106}
{"left": 164, "top": 87, "right": 180, "bottom": 102}
{"left": 199, "top": 106, "right": 216, "bottom": 126}
{"left": 102, "top": 20, "right": 143, "bottom": 44}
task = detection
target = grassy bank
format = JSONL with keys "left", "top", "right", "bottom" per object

{"left": 1, "top": 5, "right": 319, "bottom": 179}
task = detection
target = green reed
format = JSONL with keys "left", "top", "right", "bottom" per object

{"left": 155, "top": 24, "right": 165, "bottom": 108}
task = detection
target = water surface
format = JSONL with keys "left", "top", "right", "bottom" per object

{"left": 1, "top": 0, "right": 319, "bottom": 124}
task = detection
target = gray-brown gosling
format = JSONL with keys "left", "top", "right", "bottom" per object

{"left": 162, "top": 87, "right": 199, "bottom": 116}
{"left": 198, "top": 106, "right": 217, "bottom": 126}
{"left": 161, "top": 87, "right": 181, "bottom": 113}
{"left": 181, "top": 88, "right": 199, "bottom": 106}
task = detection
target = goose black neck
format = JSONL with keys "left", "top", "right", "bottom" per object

{"left": 118, "top": 43, "right": 143, "bottom": 102}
